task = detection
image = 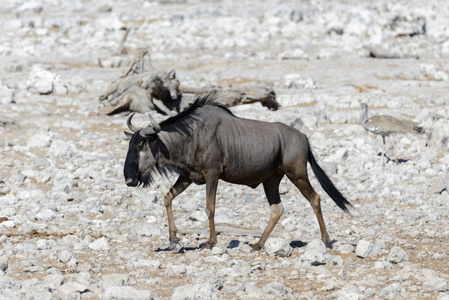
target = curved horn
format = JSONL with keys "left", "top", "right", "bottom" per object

{"left": 148, "top": 113, "right": 161, "bottom": 133}
{"left": 127, "top": 113, "right": 139, "bottom": 133}
{"left": 139, "top": 126, "right": 157, "bottom": 137}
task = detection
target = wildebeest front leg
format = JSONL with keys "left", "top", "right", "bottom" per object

{"left": 164, "top": 176, "right": 192, "bottom": 249}
{"left": 252, "top": 173, "right": 284, "bottom": 250}
{"left": 203, "top": 176, "right": 219, "bottom": 249}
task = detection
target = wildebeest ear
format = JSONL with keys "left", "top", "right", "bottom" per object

{"left": 124, "top": 131, "right": 133, "bottom": 139}
{"left": 167, "top": 69, "right": 176, "bottom": 79}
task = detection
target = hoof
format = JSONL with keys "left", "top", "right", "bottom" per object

{"left": 201, "top": 241, "right": 215, "bottom": 250}
{"left": 324, "top": 239, "right": 336, "bottom": 249}
{"left": 250, "top": 243, "right": 263, "bottom": 251}
{"left": 169, "top": 241, "right": 184, "bottom": 251}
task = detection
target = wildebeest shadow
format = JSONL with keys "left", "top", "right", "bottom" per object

{"left": 290, "top": 240, "right": 307, "bottom": 248}
{"left": 155, "top": 245, "right": 201, "bottom": 253}
{"left": 227, "top": 240, "right": 241, "bottom": 249}
{"left": 378, "top": 153, "right": 409, "bottom": 164}
{"left": 156, "top": 239, "right": 315, "bottom": 253}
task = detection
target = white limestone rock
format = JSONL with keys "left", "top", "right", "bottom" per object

{"left": 101, "top": 274, "right": 129, "bottom": 289}
{"left": 103, "top": 286, "right": 158, "bottom": 300}
{"left": 172, "top": 284, "right": 216, "bottom": 300}
{"left": 27, "top": 131, "right": 53, "bottom": 149}
{"left": 262, "top": 281, "right": 291, "bottom": 297}
{"left": 57, "top": 248, "right": 78, "bottom": 264}
{"left": 429, "top": 176, "right": 449, "bottom": 194}
{"left": 422, "top": 278, "right": 448, "bottom": 293}
{"left": 27, "top": 65, "right": 56, "bottom": 95}
{"left": 387, "top": 246, "right": 408, "bottom": 264}
{"left": 356, "top": 240, "right": 381, "bottom": 258}
{"left": 300, "top": 250, "right": 326, "bottom": 266}
{"left": 47, "top": 139, "right": 78, "bottom": 159}
{"left": 133, "top": 222, "right": 163, "bottom": 237}
{"left": 265, "top": 237, "right": 292, "bottom": 257}
{"left": 88, "top": 237, "right": 110, "bottom": 251}
{"left": 0, "top": 255, "right": 9, "bottom": 272}
{"left": 0, "top": 82, "right": 14, "bottom": 104}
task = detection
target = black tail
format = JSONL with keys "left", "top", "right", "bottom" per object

{"left": 307, "top": 138, "right": 352, "bottom": 213}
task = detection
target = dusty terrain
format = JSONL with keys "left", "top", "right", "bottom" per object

{"left": 1, "top": 1, "right": 449, "bottom": 299}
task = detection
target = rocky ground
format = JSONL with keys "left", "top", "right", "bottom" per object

{"left": 1, "top": 0, "right": 449, "bottom": 299}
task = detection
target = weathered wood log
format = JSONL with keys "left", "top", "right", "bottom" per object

{"left": 120, "top": 47, "right": 154, "bottom": 78}
{"left": 100, "top": 49, "right": 181, "bottom": 115}
{"left": 100, "top": 49, "right": 279, "bottom": 115}
{"left": 180, "top": 85, "right": 280, "bottom": 111}
{"left": 100, "top": 69, "right": 181, "bottom": 115}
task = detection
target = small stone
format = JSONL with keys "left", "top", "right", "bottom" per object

{"left": 0, "top": 220, "right": 15, "bottom": 228}
{"left": 432, "top": 252, "right": 444, "bottom": 260}
{"left": 102, "top": 274, "right": 129, "bottom": 288}
{"left": 387, "top": 246, "right": 408, "bottom": 264}
{"left": 374, "top": 261, "right": 392, "bottom": 269}
{"left": 337, "top": 288, "right": 361, "bottom": 300}
{"left": 262, "top": 281, "right": 290, "bottom": 296}
{"left": 0, "top": 255, "right": 9, "bottom": 272}
{"left": 88, "top": 237, "right": 110, "bottom": 251}
{"left": 44, "top": 274, "right": 65, "bottom": 290}
{"left": 37, "top": 239, "right": 51, "bottom": 250}
{"left": 47, "top": 139, "right": 78, "bottom": 158}
{"left": 240, "top": 281, "right": 262, "bottom": 293}
{"left": 171, "top": 264, "right": 187, "bottom": 275}
{"left": 429, "top": 176, "right": 449, "bottom": 194}
{"left": 264, "top": 237, "right": 292, "bottom": 257}
{"left": 27, "top": 131, "right": 53, "bottom": 149}
{"left": 132, "top": 259, "right": 162, "bottom": 269}
{"left": 34, "top": 208, "right": 57, "bottom": 221}
{"left": 103, "top": 286, "right": 158, "bottom": 300}
{"left": 32, "top": 156, "right": 50, "bottom": 168}
{"left": 27, "top": 65, "right": 56, "bottom": 95}
{"left": 211, "top": 246, "right": 224, "bottom": 255}
{"left": 364, "top": 287, "right": 377, "bottom": 298}
{"left": 133, "top": 222, "right": 163, "bottom": 237}
{"left": 171, "top": 284, "right": 215, "bottom": 300}
{"left": 301, "top": 250, "right": 326, "bottom": 266}
{"left": 379, "top": 283, "right": 402, "bottom": 298}
{"left": 0, "top": 83, "right": 14, "bottom": 104}
{"left": 336, "top": 243, "right": 354, "bottom": 254}
{"left": 194, "top": 271, "right": 224, "bottom": 291}
{"left": 306, "top": 239, "right": 327, "bottom": 254}
{"left": 57, "top": 249, "right": 77, "bottom": 264}
{"left": 422, "top": 278, "right": 448, "bottom": 292}
{"left": 58, "top": 280, "right": 91, "bottom": 295}
{"left": 284, "top": 74, "right": 316, "bottom": 89}
{"left": 356, "top": 240, "right": 381, "bottom": 258}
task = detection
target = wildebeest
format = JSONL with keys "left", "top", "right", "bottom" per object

{"left": 124, "top": 91, "right": 352, "bottom": 250}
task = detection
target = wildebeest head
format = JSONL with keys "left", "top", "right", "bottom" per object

{"left": 124, "top": 113, "right": 162, "bottom": 187}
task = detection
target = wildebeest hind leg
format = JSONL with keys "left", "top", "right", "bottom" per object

{"left": 203, "top": 176, "right": 219, "bottom": 250}
{"left": 287, "top": 174, "right": 330, "bottom": 246}
{"left": 252, "top": 173, "right": 284, "bottom": 251}
{"left": 164, "top": 176, "right": 192, "bottom": 249}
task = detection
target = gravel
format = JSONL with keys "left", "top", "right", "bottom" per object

{"left": 1, "top": 0, "right": 449, "bottom": 299}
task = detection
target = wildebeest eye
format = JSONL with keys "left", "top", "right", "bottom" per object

{"left": 146, "top": 134, "right": 157, "bottom": 142}
{"left": 137, "top": 140, "right": 145, "bottom": 151}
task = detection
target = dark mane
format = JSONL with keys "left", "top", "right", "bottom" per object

{"left": 159, "top": 91, "right": 234, "bottom": 132}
